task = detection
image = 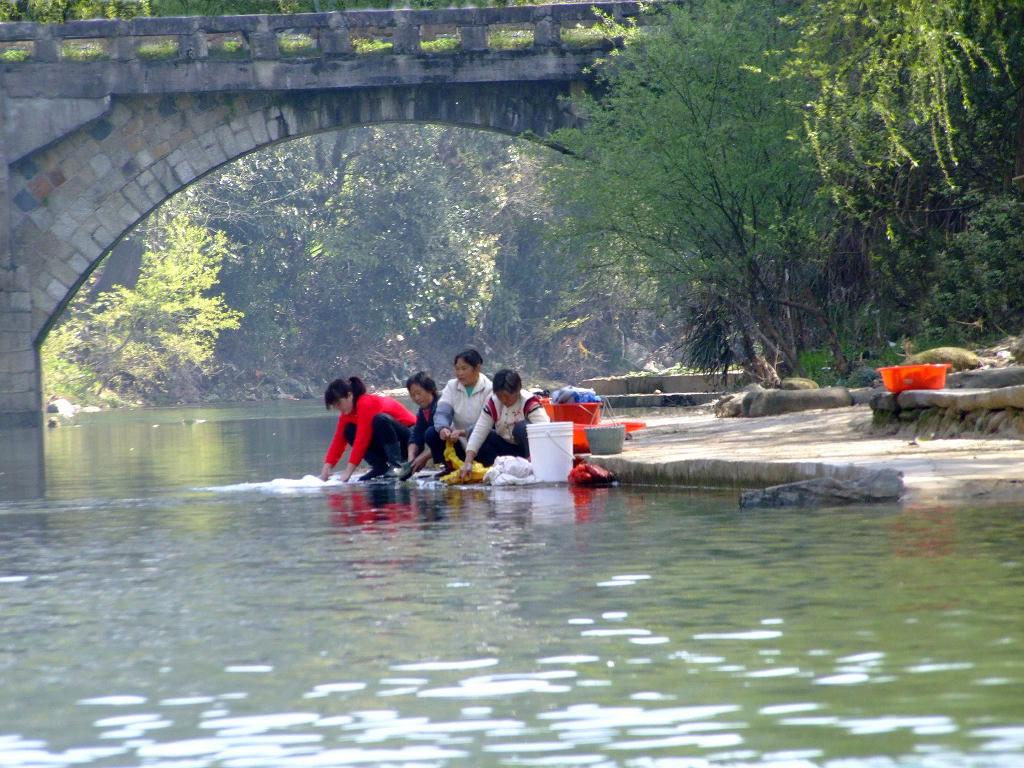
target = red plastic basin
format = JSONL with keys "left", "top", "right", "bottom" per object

{"left": 541, "top": 399, "right": 602, "bottom": 425}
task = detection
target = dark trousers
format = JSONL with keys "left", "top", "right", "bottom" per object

{"left": 343, "top": 413, "right": 410, "bottom": 472}
{"left": 421, "top": 425, "right": 450, "bottom": 464}
{"left": 423, "top": 425, "right": 467, "bottom": 466}
{"left": 474, "top": 421, "right": 531, "bottom": 466}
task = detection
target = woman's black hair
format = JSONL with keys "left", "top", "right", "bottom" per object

{"left": 453, "top": 348, "right": 483, "bottom": 368}
{"left": 492, "top": 368, "right": 521, "bottom": 395}
{"left": 405, "top": 370, "right": 438, "bottom": 396}
{"left": 324, "top": 376, "right": 367, "bottom": 409}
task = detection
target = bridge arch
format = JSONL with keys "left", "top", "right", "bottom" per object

{"left": 15, "top": 82, "right": 581, "bottom": 344}
{"left": 0, "top": 2, "right": 648, "bottom": 426}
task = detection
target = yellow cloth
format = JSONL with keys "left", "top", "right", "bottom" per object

{"left": 440, "top": 441, "right": 487, "bottom": 485}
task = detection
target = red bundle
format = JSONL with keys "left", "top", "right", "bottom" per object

{"left": 568, "top": 461, "right": 617, "bottom": 486}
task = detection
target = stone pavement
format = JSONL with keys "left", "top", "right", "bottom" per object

{"left": 586, "top": 405, "right": 1024, "bottom": 505}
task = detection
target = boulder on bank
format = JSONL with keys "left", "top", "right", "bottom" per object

{"left": 714, "top": 386, "right": 758, "bottom": 417}
{"left": 743, "top": 386, "right": 853, "bottom": 417}
{"left": 46, "top": 398, "right": 77, "bottom": 419}
{"left": 714, "top": 384, "right": 854, "bottom": 418}
{"left": 1012, "top": 337, "right": 1024, "bottom": 365}
{"left": 904, "top": 346, "right": 980, "bottom": 371}
{"left": 947, "top": 366, "right": 1024, "bottom": 390}
{"left": 740, "top": 468, "right": 903, "bottom": 509}
{"left": 781, "top": 377, "right": 819, "bottom": 390}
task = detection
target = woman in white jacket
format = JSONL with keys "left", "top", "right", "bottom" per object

{"left": 431, "top": 348, "right": 493, "bottom": 461}
{"left": 458, "top": 368, "right": 549, "bottom": 481}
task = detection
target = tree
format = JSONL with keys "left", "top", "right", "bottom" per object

{"left": 193, "top": 127, "right": 510, "bottom": 385}
{"left": 191, "top": 125, "right": 646, "bottom": 388}
{"left": 550, "top": 0, "right": 836, "bottom": 382}
{"left": 42, "top": 210, "right": 242, "bottom": 404}
{"left": 792, "top": 0, "right": 1024, "bottom": 342}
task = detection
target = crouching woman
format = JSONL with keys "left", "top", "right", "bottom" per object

{"left": 319, "top": 376, "right": 416, "bottom": 482}
{"left": 458, "top": 369, "right": 550, "bottom": 481}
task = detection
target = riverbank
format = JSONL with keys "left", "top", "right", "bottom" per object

{"left": 587, "top": 404, "right": 1024, "bottom": 505}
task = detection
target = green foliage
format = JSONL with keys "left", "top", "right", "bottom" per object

{"left": 0, "top": 47, "right": 30, "bottom": 61}
{"left": 43, "top": 212, "right": 243, "bottom": 405}
{"left": 208, "top": 38, "right": 245, "bottom": 58}
{"left": 0, "top": 0, "right": 151, "bottom": 21}
{"left": 559, "top": 23, "right": 607, "bottom": 49}
{"left": 149, "top": 0, "right": 301, "bottom": 15}
{"left": 488, "top": 29, "right": 533, "bottom": 50}
{"left": 352, "top": 37, "right": 391, "bottom": 54}
{"left": 421, "top": 36, "right": 460, "bottom": 54}
{"left": 791, "top": 0, "right": 1024, "bottom": 351}
{"left": 926, "top": 195, "right": 1024, "bottom": 340}
{"left": 278, "top": 32, "right": 315, "bottom": 56}
{"left": 550, "top": 0, "right": 831, "bottom": 381}
{"left": 191, "top": 127, "right": 520, "bottom": 383}
{"left": 61, "top": 40, "right": 107, "bottom": 60}
{"left": 793, "top": 0, "right": 1016, "bottom": 194}
{"left": 136, "top": 38, "right": 178, "bottom": 59}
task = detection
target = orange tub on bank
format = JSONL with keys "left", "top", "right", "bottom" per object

{"left": 541, "top": 398, "right": 645, "bottom": 452}
{"left": 877, "top": 363, "right": 952, "bottom": 394}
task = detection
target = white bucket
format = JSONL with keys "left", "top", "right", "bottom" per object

{"left": 527, "top": 421, "right": 575, "bottom": 483}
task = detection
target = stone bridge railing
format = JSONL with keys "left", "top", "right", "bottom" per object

{"left": 0, "top": 2, "right": 647, "bottom": 66}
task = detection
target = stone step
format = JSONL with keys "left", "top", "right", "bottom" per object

{"left": 600, "top": 392, "right": 720, "bottom": 410}
{"left": 581, "top": 373, "right": 741, "bottom": 396}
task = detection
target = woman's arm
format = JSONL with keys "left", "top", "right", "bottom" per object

{"left": 434, "top": 382, "right": 457, "bottom": 441}
{"left": 459, "top": 402, "right": 495, "bottom": 479}
{"left": 320, "top": 415, "right": 349, "bottom": 480}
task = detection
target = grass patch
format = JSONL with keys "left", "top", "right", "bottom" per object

{"left": 1, "top": 47, "right": 30, "bottom": 62}
{"left": 137, "top": 39, "right": 178, "bottom": 60}
{"left": 62, "top": 41, "right": 107, "bottom": 61}
{"left": 352, "top": 37, "right": 392, "bottom": 55}
{"left": 209, "top": 39, "right": 246, "bottom": 58}
{"left": 561, "top": 24, "right": 607, "bottom": 48}
{"left": 488, "top": 29, "right": 533, "bottom": 50}
{"left": 421, "top": 36, "right": 460, "bottom": 54}
{"left": 279, "top": 33, "right": 316, "bottom": 57}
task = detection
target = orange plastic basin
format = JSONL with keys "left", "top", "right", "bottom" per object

{"left": 877, "top": 363, "right": 951, "bottom": 393}
{"left": 541, "top": 399, "right": 602, "bottom": 425}
{"left": 540, "top": 398, "right": 645, "bottom": 451}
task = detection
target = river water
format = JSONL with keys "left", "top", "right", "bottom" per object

{"left": 1, "top": 401, "right": 1022, "bottom": 767}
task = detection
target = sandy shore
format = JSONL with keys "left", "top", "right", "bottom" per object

{"left": 586, "top": 405, "right": 1024, "bottom": 505}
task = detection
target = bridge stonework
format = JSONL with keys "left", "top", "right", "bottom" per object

{"left": 0, "top": 3, "right": 644, "bottom": 427}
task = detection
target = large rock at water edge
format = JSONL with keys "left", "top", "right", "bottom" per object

{"left": 740, "top": 469, "right": 903, "bottom": 509}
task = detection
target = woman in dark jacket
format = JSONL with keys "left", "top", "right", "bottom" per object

{"left": 404, "top": 371, "right": 444, "bottom": 478}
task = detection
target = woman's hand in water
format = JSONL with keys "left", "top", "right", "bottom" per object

{"left": 319, "top": 463, "right": 333, "bottom": 482}
{"left": 458, "top": 450, "right": 478, "bottom": 482}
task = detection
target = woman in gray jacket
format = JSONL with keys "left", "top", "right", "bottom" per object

{"left": 431, "top": 348, "right": 493, "bottom": 463}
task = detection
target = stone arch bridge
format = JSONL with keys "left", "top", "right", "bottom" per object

{"left": 0, "top": 1, "right": 646, "bottom": 428}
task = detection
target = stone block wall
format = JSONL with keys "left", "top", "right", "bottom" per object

{"left": 869, "top": 379, "right": 1024, "bottom": 439}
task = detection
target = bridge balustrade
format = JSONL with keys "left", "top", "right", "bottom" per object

{"left": 0, "top": 2, "right": 646, "bottom": 63}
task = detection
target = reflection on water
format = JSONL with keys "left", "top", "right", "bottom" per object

{"left": 0, "top": 424, "right": 43, "bottom": 500}
{"left": 0, "top": 403, "right": 1022, "bottom": 767}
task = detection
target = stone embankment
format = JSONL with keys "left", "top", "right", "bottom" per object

{"left": 870, "top": 367, "right": 1024, "bottom": 439}
{"left": 583, "top": 366, "right": 1024, "bottom": 507}
{"left": 580, "top": 372, "right": 741, "bottom": 409}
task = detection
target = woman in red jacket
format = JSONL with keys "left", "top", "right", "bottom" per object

{"left": 318, "top": 376, "right": 416, "bottom": 482}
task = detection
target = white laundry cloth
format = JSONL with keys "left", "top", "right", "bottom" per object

{"left": 483, "top": 455, "right": 538, "bottom": 486}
